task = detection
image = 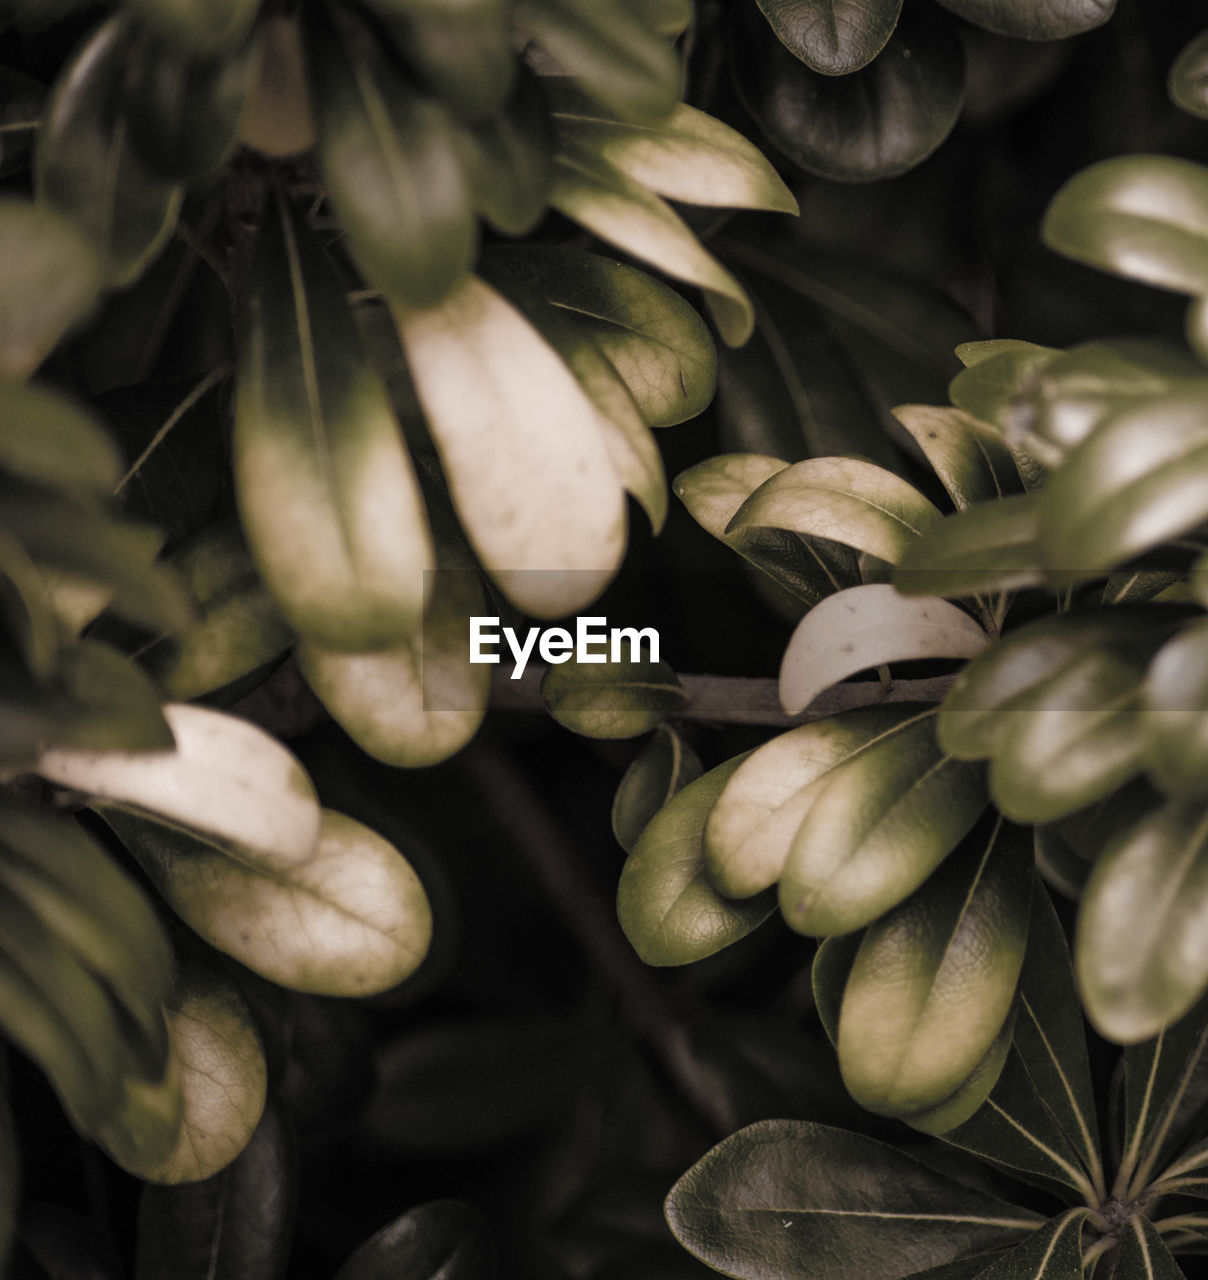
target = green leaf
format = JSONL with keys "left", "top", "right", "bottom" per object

{"left": 934, "top": 0, "right": 1113, "bottom": 40}
{"left": 895, "top": 494, "right": 1047, "bottom": 599}
{"left": 1077, "top": 800, "right": 1208, "bottom": 1043}
{"left": 892, "top": 405, "right": 1025, "bottom": 510}
{"left": 755, "top": 0, "right": 903, "bottom": 75}
{"left": 134, "top": 1096, "right": 295, "bottom": 1280}
{"left": 962, "top": 1209, "right": 1089, "bottom": 1280}
{"left": 728, "top": 456, "right": 942, "bottom": 565}
{"left": 309, "top": 3, "right": 476, "bottom": 307}
{"left": 368, "top": 0, "right": 515, "bottom": 121}
{"left": 0, "top": 198, "right": 104, "bottom": 380}
{"left": 778, "top": 584, "right": 989, "bottom": 716}
{"left": 905, "top": 1011, "right": 1017, "bottom": 1138}
{"left": 780, "top": 710, "right": 988, "bottom": 935}
{"left": 732, "top": 4, "right": 965, "bottom": 184}
{"left": 122, "top": 25, "right": 255, "bottom": 180}
{"left": 36, "top": 18, "right": 183, "bottom": 287}
{"left": 542, "top": 654, "right": 686, "bottom": 739}
{"left": 103, "top": 806, "right": 432, "bottom": 997}
{"left": 1036, "top": 391, "right": 1208, "bottom": 577}
{"left": 0, "top": 381, "right": 120, "bottom": 495}
{"left": 298, "top": 565, "right": 490, "bottom": 769}
{"left": 1143, "top": 619, "right": 1208, "bottom": 798}
{"left": 482, "top": 245, "right": 717, "bottom": 427}
{"left": 514, "top": 0, "right": 681, "bottom": 125}
{"left": 665, "top": 1119, "right": 1043, "bottom": 1280}
{"left": 675, "top": 454, "right": 861, "bottom": 609}
{"left": 37, "top": 702, "right": 323, "bottom": 873}
{"left": 837, "top": 814, "right": 1031, "bottom": 1121}
{"left": 705, "top": 705, "right": 922, "bottom": 900}
{"left": 550, "top": 137, "right": 756, "bottom": 346}
{"left": 393, "top": 274, "right": 626, "bottom": 618}
{"left": 121, "top": 0, "right": 258, "bottom": 55}
{"left": 546, "top": 79, "right": 798, "bottom": 213}
{"left": 1114, "top": 1215, "right": 1186, "bottom": 1280}
{"left": 334, "top": 1200, "right": 493, "bottom": 1280}
{"left": 612, "top": 724, "right": 704, "bottom": 853}
{"left": 617, "top": 754, "right": 776, "bottom": 966}
{"left": 1042, "top": 155, "right": 1208, "bottom": 296}
{"left": 236, "top": 194, "right": 433, "bottom": 650}
{"left": 1171, "top": 31, "right": 1208, "bottom": 121}
{"left": 812, "top": 931, "right": 863, "bottom": 1048}
{"left": 948, "top": 342, "right": 1062, "bottom": 442}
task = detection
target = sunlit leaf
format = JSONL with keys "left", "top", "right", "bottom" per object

{"left": 1143, "top": 619, "right": 1208, "bottom": 798}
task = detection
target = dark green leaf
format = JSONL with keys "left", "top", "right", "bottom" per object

{"left": 732, "top": 3, "right": 965, "bottom": 184}
{"left": 665, "top": 1119, "right": 1042, "bottom": 1280}
{"left": 36, "top": 18, "right": 182, "bottom": 287}
{"left": 135, "top": 1095, "right": 295, "bottom": 1280}
{"left": 1171, "top": 31, "right": 1208, "bottom": 121}
{"left": 618, "top": 754, "right": 776, "bottom": 966}
{"left": 0, "top": 527, "right": 57, "bottom": 680}
{"left": 756, "top": 0, "right": 903, "bottom": 76}
{"left": 962, "top": 1209, "right": 1088, "bottom": 1279}
{"left": 0, "top": 198, "right": 104, "bottom": 380}
{"left": 612, "top": 725, "right": 704, "bottom": 854}
{"left": 1114, "top": 1214, "right": 1186, "bottom": 1280}
{"left": 934, "top": 0, "right": 1113, "bottom": 40}
{"left": 1143, "top": 619, "right": 1208, "bottom": 798}
{"left": 334, "top": 1200, "right": 494, "bottom": 1280}
{"left": 122, "top": 0, "right": 258, "bottom": 55}
{"left": 1042, "top": 155, "right": 1208, "bottom": 296}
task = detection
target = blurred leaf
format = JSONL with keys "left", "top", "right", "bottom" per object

{"left": 935, "top": 0, "right": 1113, "bottom": 39}
{"left": 15, "top": 1203, "right": 124, "bottom": 1280}
{"left": 237, "top": 15, "right": 315, "bottom": 158}
{"left": 546, "top": 79, "right": 797, "bottom": 212}
{"left": 299, "top": 564, "right": 490, "bottom": 768}
{"left": 515, "top": 0, "right": 681, "bottom": 124}
{"left": 0, "top": 382, "right": 120, "bottom": 495}
{"left": 729, "top": 456, "right": 942, "bottom": 564}
{"left": 37, "top": 18, "right": 182, "bottom": 287}
{"left": 1143, "top": 619, "right": 1208, "bottom": 798}
{"left": 755, "top": 0, "right": 902, "bottom": 75}
{"left": 104, "top": 807, "right": 432, "bottom": 997}
{"left": 310, "top": 3, "right": 476, "bottom": 307}
{"left": 1042, "top": 155, "right": 1208, "bottom": 296}
{"left": 778, "top": 584, "right": 988, "bottom": 716}
{"left": 483, "top": 245, "right": 717, "bottom": 427}
{"left": 550, "top": 136, "right": 755, "bottom": 345}
{"left": 732, "top": 4, "right": 964, "bottom": 183}
{"left": 236, "top": 193, "right": 433, "bottom": 649}
{"left": 37, "top": 702, "right": 322, "bottom": 872}
{"left": 0, "top": 198, "right": 104, "bottom": 380}
{"left": 949, "top": 342, "right": 1062, "bottom": 451}
{"left": 892, "top": 406, "right": 1024, "bottom": 510}
{"left": 0, "top": 65, "right": 43, "bottom": 177}
{"left": 0, "top": 527, "right": 57, "bottom": 679}
{"left": 276, "top": 994, "right": 374, "bottom": 1134}
{"left": 334, "top": 1200, "right": 494, "bottom": 1280}
{"left": 134, "top": 1095, "right": 295, "bottom": 1280}
{"left": 122, "top": 0, "right": 258, "bottom": 55}
{"left": 393, "top": 274, "right": 626, "bottom": 617}
{"left": 618, "top": 754, "right": 776, "bottom": 965}
{"left": 612, "top": 724, "right": 703, "bottom": 854}
{"left": 543, "top": 654, "right": 685, "bottom": 739}
{"left": 780, "top": 710, "right": 987, "bottom": 935}
{"left": 665, "top": 1120, "right": 1041, "bottom": 1280}
{"left": 1171, "top": 31, "right": 1208, "bottom": 121}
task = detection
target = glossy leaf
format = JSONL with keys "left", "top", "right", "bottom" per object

{"left": 543, "top": 655, "right": 685, "bottom": 739}
{"left": 547, "top": 80, "right": 798, "bottom": 213}
{"left": 705, "top": 705, "right": 921, "bottom": 899}
{"left": 1143, "top": 619, "right": 1208, "bottom": 798}
{"left": 756, "top": 0, "right": 902, "bottom": 76}
{"left": 935, "top": 0, "right": 1113, "bottom": 40}
{"left": 298, "top": 566, "right": 490, "bottom": 769}
{"left": 780, "top": 710, "right": 988, "bottom": 935}
{"left": 612, "top": 727, "right": 703, "bottom": 854}
{"left": 0, "top": 198, "right": 103, "bottom": 380}
{"left": 674, "top": 454, "right": 861, "bottom": 610}
{"left": 393, "top": 274, "right": 626, "bottom": 618}
{"left": 106, "top": 807, "right": 432, "bottom": 997}
{"left": 310, "top": 3, "right": 476, "bottom": 307}
{"left": 135, "top": 1096, "right": 295, "bottom": 1280}
{"left": 733, "top": 4, "right": 965, "bottom": 184}
{"left": 1077, "top": 800, "right": 1208, "bottom": 1043}
{"left": 1042, "top": 155, "right": 1208, "bottom": 296}
{"left": 550, "top": 137, "right": 755, "bottom": 346}
{"left": 122, "top": 0, "right": 257, "bottom": 55}
{"left": 37, "top": 703, "right": 322, "bottom": 872}
{"left": 892, "top": 405, "right": 1024, "bottom": 510}
{"left": 665, "top": 1119, "right": 1042, "bottom": 1280}
{"left": 236, "top": 194, "right": 433, "bottom": 650}
{"left": 729, "top": 456, "right": 942, "bottom": 565}
{"left": 334, "top": 1200, "right": 493, "bottom": 1280}
{"left": 482, "top": 245, "right": 717, "bottom": 427}
{"left": 514, "top": 0, "right": 681, "bottom": 124}
{"left": 837, "top": 815, "right": 1031, "bottom": 1120}
{"left": 779, "top": 584, "right": 988, "bottom": 716}
{"left": 36, "top": 19, "right": 182, "bottom": 287}
{"left": 617, "top": 755, "right": 776, "bottom": 966}
{"left": 1171, "top": 31, "right": 1208, "bottom": 121}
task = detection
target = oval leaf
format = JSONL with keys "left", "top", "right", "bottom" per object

{"left": 542, "top": 655, "right": 685, "bottom": 739}
{"left": 756, "top": 0, "right": 903, "bottom": 76}
{"left": 935, "top": 0, "right": 1113, "bottom": 40}
{"left": 891, "top": 405, "right": 1025, "bottom": 510}
{"left": 612, "top": 725, "right": 704, "bottom": 854}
